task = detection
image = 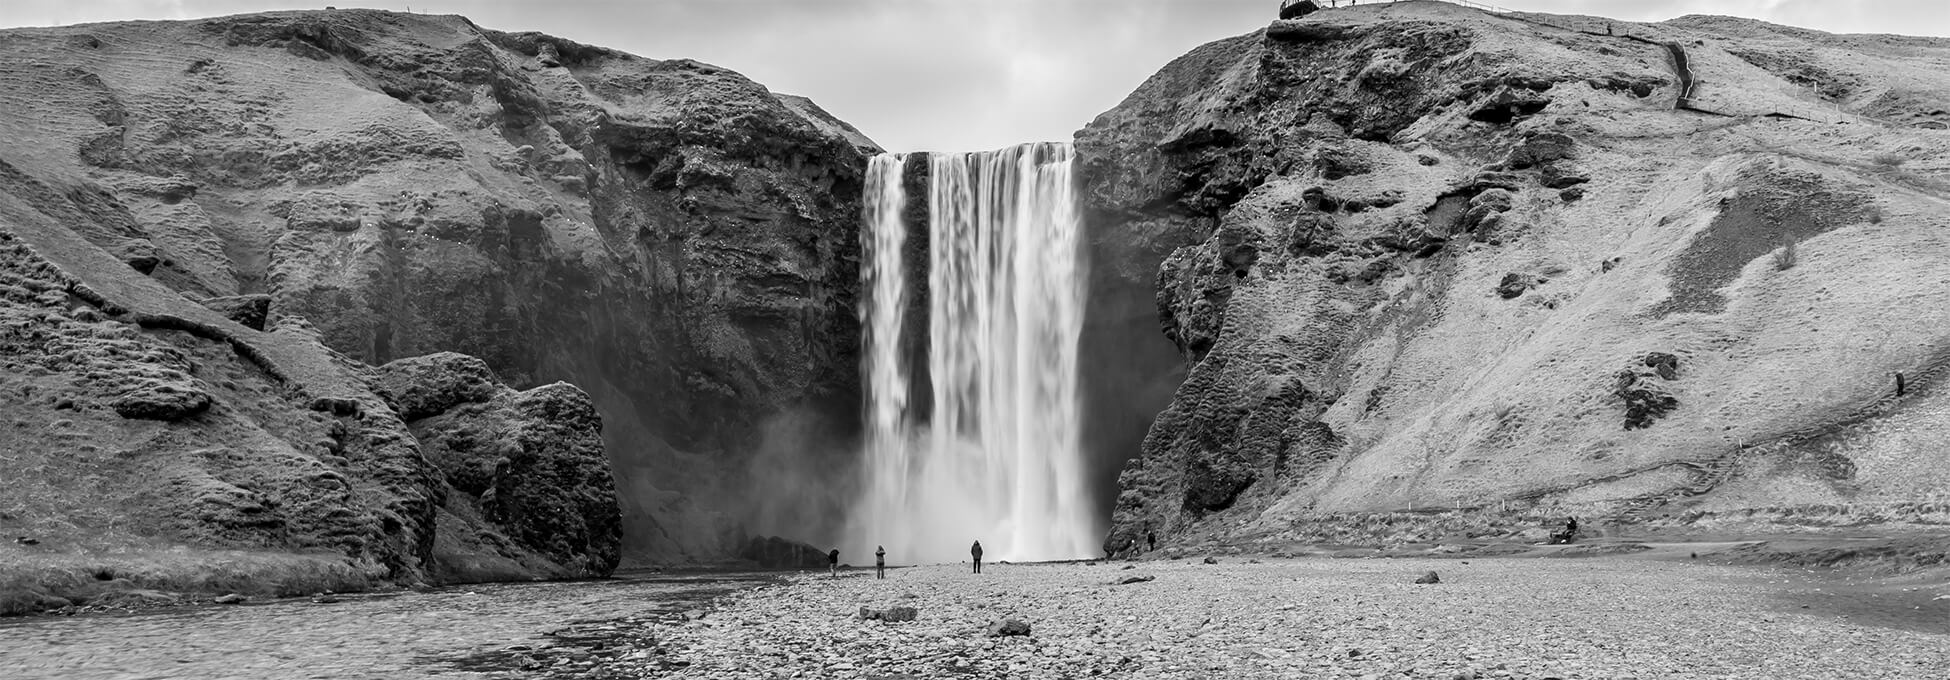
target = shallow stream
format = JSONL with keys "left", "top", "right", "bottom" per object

{"left": 0, "top": 569, "right": 777, "bottom": 680}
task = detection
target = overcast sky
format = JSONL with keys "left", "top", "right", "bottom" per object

{"left": 6, "top": 1, "right": 1946, "bottom": 152}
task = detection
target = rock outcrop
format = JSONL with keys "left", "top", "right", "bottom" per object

{"left": 0, "top": 8, "right": 877, "bottom": 566}
{"left": 0, "top": 217, "right": 616, "bottom": 595}
{"left": 737, "top": 535, "right": 831, "bottom": 570}
{"left": 1084, "top": 3, "right": 1950, "bottom": 552}
{"left": 383, "top": 354, "right": 621, "bottom": 580}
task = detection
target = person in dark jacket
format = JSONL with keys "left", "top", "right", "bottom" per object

{"left": 970, "top": 540, "right": 984, "bottom": 574}
{"left": 875, "top": 545, "right": 886, "bottom": 579}
{"left": 827, "top": 548, "right": 839, "bottom": 577}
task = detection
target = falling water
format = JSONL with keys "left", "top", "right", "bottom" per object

{"left": 851, "top": 143, "right": 1095, "bottom": 563}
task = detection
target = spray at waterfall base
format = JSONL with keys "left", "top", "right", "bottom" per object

{"left": 846, "top": 143, "right": 1099, "bottom": 564}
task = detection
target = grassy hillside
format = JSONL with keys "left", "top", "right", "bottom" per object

{"left": 1078, "top": 2, "right": 1950, "bottom": 553}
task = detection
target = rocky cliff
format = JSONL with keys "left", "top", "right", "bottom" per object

{"left": 1082, "top": 2, "right": 1950, "bottom": 553}
{"left": 0, "top": 7, "right": 877, "bottom": 576}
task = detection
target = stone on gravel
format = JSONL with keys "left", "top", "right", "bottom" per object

{"left": 860, "top": 605, "right": 919, "bottom": 622}
{"left": 986, "top": 619, "right": 1031, "bottom": 637}
{"left": 213, "top": 593, "right": 248, "bottom": 604}
{"left": 1116, "top": 575, "right": 1157, "bottom": 585}
{"left": 1202, "top": 556, "right": 1220, "bottom": 564}
{"left": 1415, "top": 571, "right": 1442, "bottom": 584}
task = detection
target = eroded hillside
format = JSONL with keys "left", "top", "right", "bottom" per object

{"left": 1082, "top": 2, "right": 1950, "bottom": 552}
{"left": 0, "top": 8, "right": 877, "bottom": 572}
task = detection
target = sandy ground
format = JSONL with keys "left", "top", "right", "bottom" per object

{"left": 649, "top": 554, "right": 1950, "bottom": 679}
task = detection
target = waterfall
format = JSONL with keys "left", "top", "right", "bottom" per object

{"left": 851, "top": 143, "right": 1095, "bottom": 563}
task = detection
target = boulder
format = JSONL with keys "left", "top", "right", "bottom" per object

{"left": 1468, "top": 87, "right": 1552, "bottom": 125}
{"left": 1643, "top": 352, "right": 1680, "bottom": 380}
{"left": 1614, "top": 370, "right": 1679, "bottom": 430}
{"left": 213, "top": 593, "right": 249, "bottom": 604}
{"left": 1540, "top": 162, "right": 1591, "bottom": 188}
{"left": 372, "top": 352, "right": 501, "bottom": 421}
{"left": 1505, "top": 132, "right": 1577, "bottom": 169}
{"left": 1414, "top": 571, "right": 1441, "bottom": 584}
{"left": 1277, "top": 0, "right": 1320, "bottom": 20}
{"left": 411, "top": 380, "right": 621, "bottom": 577}
{"left": 1496, "top": 273, "right": 1537, "bottom": 299}
{"left": 986, "top": 619, "right": 1032, "bottom": 637}
{"left": 1117, "top": 575, "right": 1157, "bottom": 585}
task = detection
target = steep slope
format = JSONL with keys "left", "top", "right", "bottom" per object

{"left": 1081, "top": 2, "right": 1950, "bottom": 553}
{"left": 0, "top": 9, "right": 877, "bottom": 564}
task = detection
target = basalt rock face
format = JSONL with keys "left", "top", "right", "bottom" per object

{"left": 737, "top": 535, "right": 830, "bottom": 570}
{"left": 0, "top": 10, "right": 876, "bottom": 564}
{"left": 1084, "top": 4, "right": 1950, "bottom": 554}
{"left": 391, "top": 355, "right": 621, "bottom": 580}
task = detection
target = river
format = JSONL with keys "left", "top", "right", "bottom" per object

{"left": 0, "top": 570, "right": 778, "bottom": 680}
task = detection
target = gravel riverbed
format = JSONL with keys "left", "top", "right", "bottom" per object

{"left": 3, "top": 556, "right": 1943, "bottom": 679}
{"left": 651, "top": 556, "right": 1950, "bottom": 679}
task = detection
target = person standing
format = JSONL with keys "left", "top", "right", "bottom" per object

{"left": 827, "top": 548, "right": 839, "bottom": 577}
{"left": 875, "top": 545, "right": 886, "bottom": 579}
{"left": 970, "top": 540, "right": 984, "bottom": 574}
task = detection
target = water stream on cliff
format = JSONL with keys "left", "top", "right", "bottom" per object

{"left": 852, "top": 143, "right": 1096, "bottom": 563}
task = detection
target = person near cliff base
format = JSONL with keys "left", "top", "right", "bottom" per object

{"left": 1567, "top": 516, "right": 1579, "bottom": 535}
{"left": 875, "top": 545, "right": 886, "bottom": 579}
{"left": 827, "top": 548, "right": 839, "bottom": 577}
{"left": 1147, "top": 529, "right": 1157, "bottom": 552}
{"left": 971, "top": 540, "right": 984, "bottom": 574}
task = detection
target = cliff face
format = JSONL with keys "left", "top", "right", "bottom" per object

{"left": 1080, "top": 3, "right": 1950, "bottom": 552}
{"left": 0, "top": 9, "right": 876, "bottom": 565}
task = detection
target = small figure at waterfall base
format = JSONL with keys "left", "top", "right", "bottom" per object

{"left": 971, "top": 540, "right": 984, "bottom": 574}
